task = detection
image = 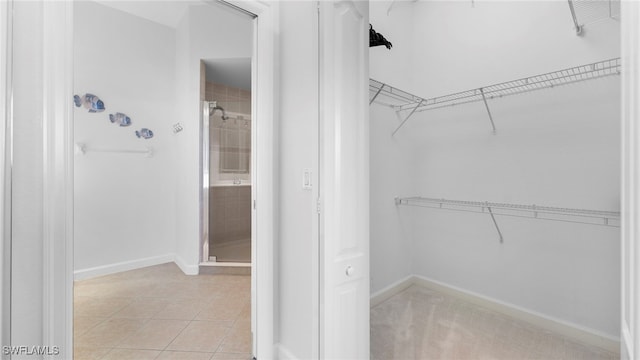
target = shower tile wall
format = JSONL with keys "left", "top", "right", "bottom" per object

{"left": 210, "top": 186, "right": 251, "bottom": 247}
{"left": 205, "top": 81, "right": 251, "bottom": 115}
{"left": 207, "top": 81, "right": 252, "bottom": 184}
{"left": 206, "top": 81, "right": 252, "bottom": 259}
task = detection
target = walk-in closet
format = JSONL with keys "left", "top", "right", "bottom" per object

{"left": 369, "top": 1, "right": 621, "bottom": 359}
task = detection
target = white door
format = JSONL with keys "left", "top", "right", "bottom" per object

{"left": 319, "top": 1, "right": 369, "bottom": 358}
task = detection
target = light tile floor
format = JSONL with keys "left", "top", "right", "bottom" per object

{"left": 74, "top": 263, "right": 251, "bottom": 360}
{"left": 371, "top": 285, "right": 618, "bottom": 360}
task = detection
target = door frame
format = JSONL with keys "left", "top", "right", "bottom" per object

{"left": 223, "top": 2, "right": 278, "bottom": 356}
{"left": 620, "top": 1, "right": 640, "bottom": 359}
{"left": 1, "top": 0, "right": 13, "bottom": 350}
{"left": 200, "top": 4, "right": 258, "bottom": 268}
{"left": 38, "top": 0, "right": 278, "bottom": 358}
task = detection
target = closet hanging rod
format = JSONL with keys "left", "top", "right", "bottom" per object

{"left": 370, "top": 58, "right": 620, "bottom": 113}
{"left": 395, "top": 196, "right": 620, "bottom": 228}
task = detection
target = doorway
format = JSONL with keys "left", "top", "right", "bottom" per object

{"left": 71, "top": 0, "right": 259, "bottom": 358}
{"left": 2, "top": 0, "right": 277, "bottom": 358}
{"left": 201, "top": 58, "right": 253, "bottom": 267}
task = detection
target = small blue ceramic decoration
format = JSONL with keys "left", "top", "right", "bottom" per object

{"left": 109, "top": 112, "right": 132, "bottom": 126}
{"left": 135, "top": 128, "right": 154, "bottom": 139}
{"left": 73, "top": 93, "right": 105, "bottom": 113}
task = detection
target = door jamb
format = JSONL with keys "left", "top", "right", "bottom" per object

{"left": 620, "top": 2, "right": 640, "bottom": 359}
{"left": 0, "top": 0, "right": 14, "bottom": 351}
{"left": 221, "top": 2, "right": 278, "bottom": 356}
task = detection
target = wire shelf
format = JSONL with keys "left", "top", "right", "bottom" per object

{"left": 569, "top": 0, "right": 620, "bottom": 35}
{"left": 395, "top": 196, "right": 620, "bottom": 228}
{"left": 369, "top": 79, "right": 421, "bottom": 107}
{"left": 370, "top": 58, "right": 621, "bottom": 113}
{"left": 370, "top": 57, "right": 621, "bottom": 135}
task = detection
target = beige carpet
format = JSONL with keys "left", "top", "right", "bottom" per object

{"left": 371, "top": 285, "right": 617, "bottom": 360}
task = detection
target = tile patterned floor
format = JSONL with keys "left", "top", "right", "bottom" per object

{"left": 371, "top": 285, "right": 618, "bottom": 360}
{"left": 74, "top": 263, "right": 251, "bottom": 360}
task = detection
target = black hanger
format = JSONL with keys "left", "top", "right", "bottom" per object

{"left": 370, "top": 24, "right": 392, "bottom": 50}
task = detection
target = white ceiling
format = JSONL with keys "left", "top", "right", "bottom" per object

{"left": 93, "top": 1, "right": 252, "bottom": 90}
{"left": 93, "top": 0, "right": 201, "bottom": 28}
{"left": 203, "top": 58, "right": 251, "bottom": 91}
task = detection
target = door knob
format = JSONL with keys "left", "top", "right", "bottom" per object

{"left": 345, "top": 266, "right": 354, "bottom": 276}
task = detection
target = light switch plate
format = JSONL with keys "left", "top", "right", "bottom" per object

{"left": 302, "top": 168, "right": 312, "bottom": 190}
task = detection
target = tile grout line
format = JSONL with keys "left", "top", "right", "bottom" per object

{"left": 74, "top": 264, "right": 251, "bottom": 360}
{"left": 159, "top": 318, "right": 195, "bottom": 356}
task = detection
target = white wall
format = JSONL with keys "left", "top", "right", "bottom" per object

{"left": 370, "top": 0, "right": 621, "bottom": 338}
{"left": 369, "top": 105, "right": 415, "bottom": 294}
{"left": 369, "top": 2, "right": 415, "bottom": 91}
{"left": 277, "top": 2, "right": 319, "bottom": 358}
{"left": 73, "top": 1, "right": 253, "bottom": 276}
{"left": 369, "top": 2, "right": 418, "bottom": 295}
{"left": 73, "top": 1, "right": 177, "bottom": 276}
{"left": 173, "top": 3, "right": 252, "bottom": 272}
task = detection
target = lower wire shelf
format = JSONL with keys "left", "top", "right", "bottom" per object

{"left": 395, "top": 196, "right": 620, "bottom": 238}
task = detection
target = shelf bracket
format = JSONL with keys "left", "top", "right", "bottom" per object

{"left": 567, "top": 0, "right": 583, "bottom": 35}
{"left": 370, "top": 84, "right": 384, "bottom": 105}
{"left": 392, "top": 99, "right": 424, "bottom": 136}
{"left": 479, "top": 88, "right": 497, "bottom": 135}
{"left": 485, "top": 203, "right": 504, "bottom": 244}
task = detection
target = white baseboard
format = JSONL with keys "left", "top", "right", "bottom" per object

{"left": 413, "top": 275, "right": 620, "bottom": 353}
{"left": 276, "top": 343, "right": 298, "bottom": 360}
{"left": 74, "top": 253, "right": 201, "bottom": 279}
{"left": 174, "top": 254, "right": 199, "bottom": 275}
{"left": 370, "top": 275, "right": 414, "bottom": 307}
{"left": 371, "top": 274, "right": 620, "bottom": 354}
{"left": 73, "top": 254, "right": 174, "bottom": 280}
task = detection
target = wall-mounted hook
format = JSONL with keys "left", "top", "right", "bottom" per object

{"left": 479, "top": 88, "right": 497, "bottom": 135}
{"left": 485, "top": 202, "right": 504, "bottom": 244}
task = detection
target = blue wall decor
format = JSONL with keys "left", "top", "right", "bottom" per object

{"left": 135, "top": 128, "right": 154, "bottom": 139}
{"left": 109, "top": 112, "right": 132, "bottom": 126}
{"left": 74, "top": 93, "right": 105, "bottom": 113}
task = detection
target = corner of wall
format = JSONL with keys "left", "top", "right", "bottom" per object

{"left": 174, "top": 253, "right": 199, "bottom": 275}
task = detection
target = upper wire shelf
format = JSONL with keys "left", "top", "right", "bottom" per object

{"left": 370, "top": 57, "right": 621, "bottom": 135}
{"left": 568, "top": 0, "right": 620, "bottom": 35}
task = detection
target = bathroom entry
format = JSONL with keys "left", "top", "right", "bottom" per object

{"left": 201, "top": 58, "right": 252, "bottom": 265}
